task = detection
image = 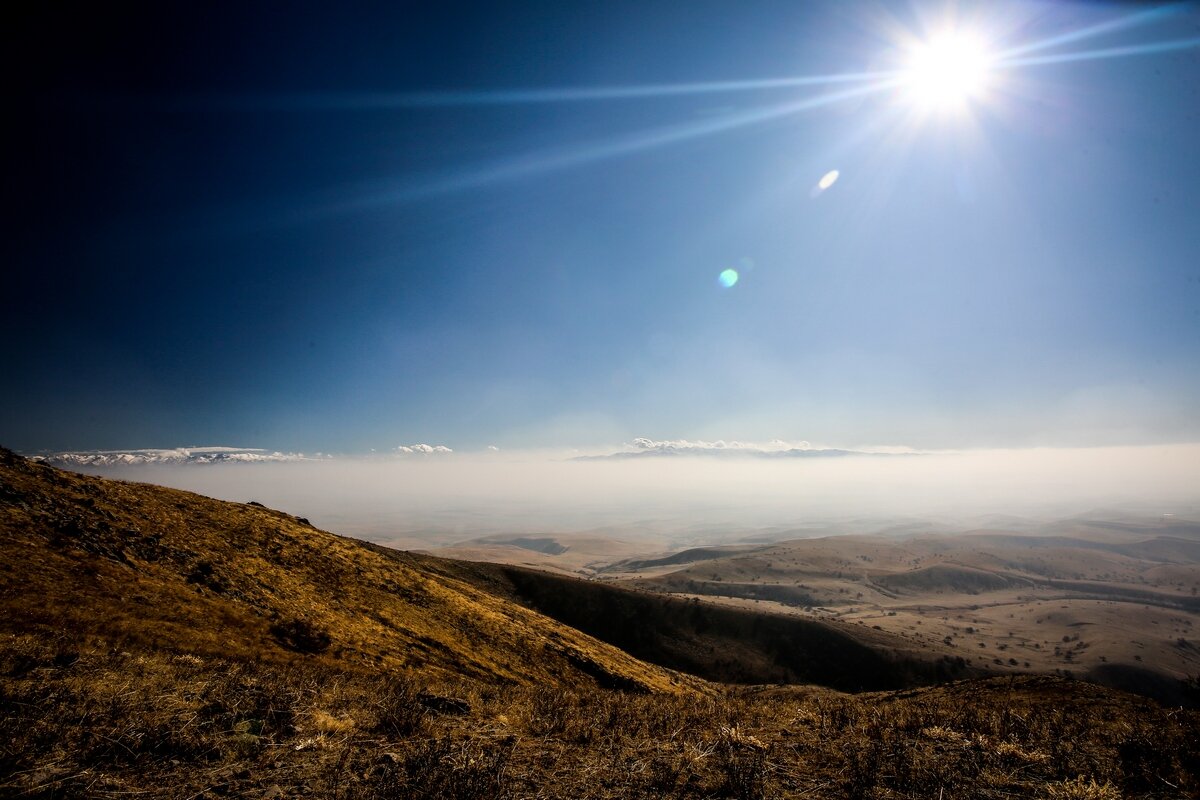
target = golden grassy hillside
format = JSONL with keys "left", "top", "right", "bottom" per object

{"left": 4, "top": 635, "right": 1198, "bottom": 798}
{"left": 0, "top": 448, "right": 692, "bottom": 693}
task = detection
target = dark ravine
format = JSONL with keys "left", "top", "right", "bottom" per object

{"left": 605, "top": 545, "right": 765, "bottom": 572}
{"left": 401, "top": 552, "right": 985, "bottom": 692}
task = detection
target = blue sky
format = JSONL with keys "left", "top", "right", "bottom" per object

{"left": 4, "top": 0, "right": 1199, "bottom": 454}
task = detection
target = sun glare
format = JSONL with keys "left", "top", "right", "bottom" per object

{"left": 901, "top": 32, "right": 995, "bottom": 111}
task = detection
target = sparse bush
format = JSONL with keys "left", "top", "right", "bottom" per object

{"left": 372, "top": 676, "right": 428, "bottom": 738}
{"left": 270, "top": 618, "right": 332, "bottom": 654}
{"left": 1044, "top": 775, "right": 1122, "bottom": 800}
{"left": 641, "top": 747, "right": 691, "bottom": 794}
{"left": 520, "top": 686, "right": 573, "bottom": 737}
{"left": 398, "top": 735, "right": 515, "bottom": 800}
{"left": 841, "top": 737, "right": 883, "bottom": 800}
{"left": 716, "top": 726, "right": 771, "bottom": 800}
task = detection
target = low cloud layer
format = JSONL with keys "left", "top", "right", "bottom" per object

{"left": 581, "top": 438, "right": 912, "bottom": 459}
{"left": 39, "top": 443, "right": 458, "bottom": 464}
{"left": 34, "top": 447, "right": 321, "bottom": 467}
{"left": 633, "top": 438, "right": 812, "bottom": 453}
{"left": 48, "top": 444, "right": 1200, "bottom": 547}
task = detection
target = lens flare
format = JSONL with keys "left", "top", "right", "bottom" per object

{"left": 811, "top": 169, "right": 841, "bottom": 198}
{"left": 718, "top": 269, "right": 739, "bottom": 288}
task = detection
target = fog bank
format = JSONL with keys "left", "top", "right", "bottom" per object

{"left": 65, "top": 444, "right": 1200, "bottom": 546}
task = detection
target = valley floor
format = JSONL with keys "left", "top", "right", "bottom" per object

{"left": 438, "top": 522, "right": 1200, "bottom": 702}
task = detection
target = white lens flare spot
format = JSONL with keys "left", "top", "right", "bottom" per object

{"left": 812, "top": 169, "right": 840, "bottom": 196}
{"left": 718, "top": 268, "right": 739, "bottom": 288}
{"left": 902, "top": 33, "right": 994, "bottom": 110}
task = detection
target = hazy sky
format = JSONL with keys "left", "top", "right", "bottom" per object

{"left": 4, "top": 1, "right": 1199, "bottom": 454}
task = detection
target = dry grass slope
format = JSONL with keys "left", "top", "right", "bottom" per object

{"left": 3, "top": 638, "right": 1198, "bottom": 798}
{"left": 0, "top": 448, "right": 691, "bottom": 693}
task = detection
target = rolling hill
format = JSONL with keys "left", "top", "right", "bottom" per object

{"left": 608, "top": 529, "right": 1200, "bottom": 703}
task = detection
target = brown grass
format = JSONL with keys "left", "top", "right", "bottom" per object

{"left": 2, "top": 638, "right": 1198, "bottom": 798}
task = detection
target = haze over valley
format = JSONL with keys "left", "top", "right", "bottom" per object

{"left": 46, "top": 443, "right": 1200, "bottom": 546}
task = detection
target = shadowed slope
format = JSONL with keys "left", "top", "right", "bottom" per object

{"left": 611, "top": 545, "right": 765, "bottom": 572}
{"left": 874, "top": 564, "right": 1029, "bottom": 594}
{"left": 399, "top": 555, "right": 981, "bottom": 691}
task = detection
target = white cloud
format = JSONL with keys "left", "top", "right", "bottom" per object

{"left": 395, "top": 444, "right": 453, "bottom": 454}
{"left": 627, "top": 438, "right": 814, "bottom": 454}
{"left": 35, "top": 447, "right": 322, "bottom": 466}
{"left": 572, "top": 438, "right": 918, "bottom": 460}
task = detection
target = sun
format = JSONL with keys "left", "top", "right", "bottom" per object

{"left": 901, "top": 32, "right": 995, "bottom": 111}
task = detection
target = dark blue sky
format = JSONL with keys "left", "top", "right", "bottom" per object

{"left": 4, "top": 1, "right": 1199, "bottom": 453}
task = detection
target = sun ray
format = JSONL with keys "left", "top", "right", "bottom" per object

{"left": 318, "top": 78, "right": 901, "bottom": 215}
{"left": 996, "top": 36, "right": 1200, "bottom": 70}
{"left": 198, "top": 3, "right": 1200, "bottom": 231}
{"left": 199, "top": 70, "right": 893, "bottom": 112}
{"left": 187, "top": 6, "right": 1192, "bottom": 118}
{"left": 994, "top": 3, "right": 1184, "bottom": 61}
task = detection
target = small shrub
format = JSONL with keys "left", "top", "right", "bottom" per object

{"left": 269, "top": 619, "right": 331, "bottom": 654}
{"left": 716, "top": 727, "right": 770, "bottom": 800}
{"left": 1044, "top": 775, "right": 1122, "bottom": 800}
{"left": 372, "top": 677, "right": 428, "bottom": 738}
{"left": 309, "top": 708, "right": 355, "bottom": 735}
{"left": 520, "top": 686, "right": 573, "bottom": 737}
{"left": 400, "top": 736, "right": 514, "bottom": 800}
